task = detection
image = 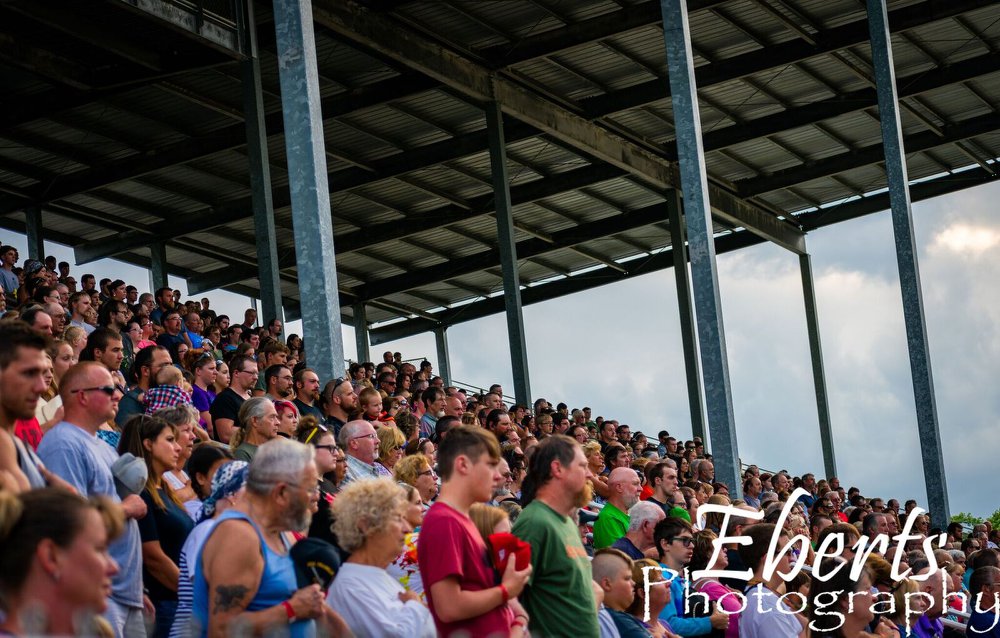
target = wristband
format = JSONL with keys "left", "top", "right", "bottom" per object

{"left": 499, "top": 583, "right": 510, "bottom": 603}
{"left": 281, "top": 600, "right": 296, "bottom": 623}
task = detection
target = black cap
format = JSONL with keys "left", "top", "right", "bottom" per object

{"left": 289, "top": 537, "right": 342, "bottom": 590}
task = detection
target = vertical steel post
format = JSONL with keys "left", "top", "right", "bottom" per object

{"left": 150, "top": 242, "right": 168, "bottom": 290}
{"left": 273, "top": 0, "right": 345, "bottom": 384}
{"left": 660, "top": 0, "right": 741, "bottom": 495}
{"left": 485, "top": 102, "right": 531, "bottom": 407}
{"left": 353, "top": 302, "right": 370, "bottom": 363}
{"left": 800, "top": 253, "right": 837, "bottom": 479}
{"left": 241, "top": 0, "right": 284, "bottom": 338}
{"left": 434, "top": 325, "right": 452, "bottom": 387}
{"left": 667, "top": 192, "right": 707, "bottom": 443}
{"left": 24, "top": 207, "right": 44, "bottom": 261}
{"left": 867, "top": 0, "right": 949, "bottom": 528}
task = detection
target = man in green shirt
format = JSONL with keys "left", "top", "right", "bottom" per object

{"left": 593, "top": 467, "right": 641, "bottom": 549}
{"left": 512, "top": 435, "right": 600, "bottom": 638}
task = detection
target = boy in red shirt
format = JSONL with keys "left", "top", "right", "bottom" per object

{"left": 418, "top": 425, "right": 532, "bottom": 637}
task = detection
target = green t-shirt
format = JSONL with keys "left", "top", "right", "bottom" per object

{"left": 592, "top": 502, "right": 629, "bottom": 549}
{"left": 233, "top": 442, "right": 258, "bottom": 463}
{"left": 512, "top": 500, "right": 599, "bottom": 638}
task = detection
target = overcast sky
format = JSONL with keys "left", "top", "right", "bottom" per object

{"left": 5, "top": 179, "right": 998, "bottom": 518}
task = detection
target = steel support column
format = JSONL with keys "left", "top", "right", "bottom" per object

{"left": 241, "top": 0, "right": 284, "bottom": 338}
{"left": 24, "top": 207, "right": 44, "bottom": 261}
{"left": 150, "top": 242, "right": 168, "bottom": 290}
{"left": 660, "top": 0, "right": 741, "bottom": 495}
{"left": 353, "top": 302, "right": 370, "bottom": 363}
{"left": 867, "top": 0, "right": 949, "bottom": 528}
{"left": 273, "top": 0, "right": 344, "bottom": 383}
{"left": 800, "top": 253, "right": 837, "bottom": 479}
{"left": 434, "top": 325, "right": 452, "bottom": 387}
{"left": 485, "top": 102, "right": 531, "bottom": 407}
{"left": 666, "top": 193, "right": 707, "bottom": 443}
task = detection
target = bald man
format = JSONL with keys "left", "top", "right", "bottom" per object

{"left": 593, "top": 467, "right": 642, "bottom": 549}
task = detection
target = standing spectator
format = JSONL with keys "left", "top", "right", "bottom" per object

{"left": 38, "top": 362, "right": 149, "bottom": 637}
{"left": 117, "top": 345, "right": 172, "bottom": 427}
{"left": 736, "top": 523, "right": 804, "bottom": 638}
{"left": 594, "top": 467, "right": 643, "bottom": 549}
{"left": 292, "top": 368, "right": 323, "bottom": 421}
{"left": 209, "top": 354, "right": 255, "bottom": 444}
{"left": 653, "top": 516, "right": 729, "bottom": 636}
{"left": 611, "top": 501, "right": 665, "bottom": 560}
{"left": 375, "top": 425, "right": 405, "bottom": 478}
{"left": 295, "top": 420, "right": 340, "bottom": 545}
{"left": 646, "top": 461, "right": 680, "bottom": 517}
{"left": 0, "top": 488, "right": 124, "bottom": 637}
{"left": 0, "top": 321, "right": 52, "bottom": 491}
{"left": 149, "top": 287, "right": 173, "bottom": 326}
{"left": 189, "top": 352, "right": 218, "bottom": 432}
{"left": 418, "top": 425, "right": 531, "bottom": 637}
{"left": 229, "top": 397, "right": 280, "bottom": 463}
{"left": 394, "top": 453, "right": 438, "bottom": 505}
{"left": 689, "top": 530, "right": 742, "bottom": 638}
{"left": 156, "top": 311, "right": 186, "bottom": 359}
{"left": 69, "top": 291, "right": 96, "bottom": 335}
{"left": 0, "top": 245, "right": 18, "bottom": 303}
{"left": 591, "top": 549, "right": 647, "bottom": 637}
{"left": 320, "top": 377, "right": 357, "bottom": 437}
{"left": 327, "top": 478, "right": 436, "bottom": 636}
{"left": 512, "top": 434, "right": 600, "bottom": 637}
{"left": 193, "top": 439, "right": 340, "bottom": 637}
{"left": 338, "top": 419, "right": 380, "bottom": 485}
{"left": 118, "top": 415, "right": 194, "bottom": 638}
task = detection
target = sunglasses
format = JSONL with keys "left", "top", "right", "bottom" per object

{"left": 670, "top": 537, "right": 695, "bottom": 547}
{"left": 71, "top": 385, "right": 117, "bottom": 396}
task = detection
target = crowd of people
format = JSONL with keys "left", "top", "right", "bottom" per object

{"left": 0, "top": 248, "right": 998, "bottom": 638}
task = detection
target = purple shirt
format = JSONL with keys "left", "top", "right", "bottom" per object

{"left": 191, "top": 385, "right": 216, "bottom": 427}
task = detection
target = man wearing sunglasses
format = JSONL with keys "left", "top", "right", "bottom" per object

{"left": 320, "top": 378, "right": 356, "bottom": 438}
{"left": 39, "top": 362, "right": 148, "bottom": 637}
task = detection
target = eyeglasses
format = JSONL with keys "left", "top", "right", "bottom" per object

{"left": 351, "top": 433, "right": 377, "bottom": 441}
{"left": 71, "top": 386, "right": 117, "bottom": 396}
{"left": 315, "top": 445, "right": 336, "bottom": 452}
{"left": 669, "top": 537, "right": 695, "bottom": 547}
{"left": 417, "top": 469, "right": 434, "bottom": 477}
{"left": 237, "top": 369, "right": 258, "bottom": 376}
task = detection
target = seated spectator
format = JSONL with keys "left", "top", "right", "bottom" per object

{"left": 689, "top": 530, "right": 742, "bottom": 638}
{"left": 188, "top": 352, "right": 218, "bottom": 433}
{"left": 327, "top": 478, "right": 436, "bottom": 636}
{"left": 0, "top": 488, "right": 123, "bottom": 637}
{"left": 209, "top": 354, "right": 255, "bottom": 444}
{"left": 808, "top": 556, "right": 897, "bottom": 637}
{"left": 339, "top": 419, "right": 380, "bottom": 485}
{"left": 968, "top": 566, "right": 1000, "bottom": 637}
{"left": 594, "top": 467, "right": 643, "bottom": 549}
{"left": 273, "top": 399, "right": 299, "bottom": 438}
{"left": 737, "top": 523, "right": 804, "bottom": 638}
{"left": 584, "top": 440, "right": 610, "bottom": 500}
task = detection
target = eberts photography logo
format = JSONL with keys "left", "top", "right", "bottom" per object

{"left": 639, "top": 488, "right": 1000, "bottom": 635}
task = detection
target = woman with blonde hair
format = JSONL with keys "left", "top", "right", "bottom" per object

{"left": 469, "top": 503, "right": 512, "bottom": 549}
{"left": 387, "top": 483, "right": 426, "bottom": 599}
{"left": 583, "top": 440, "right": 610, "bottom": 500}
{"left": 626, "top": 557, "right": 677, "bottom": 637}
{"left": 63, "top": 325, "right": 88, "bottom": 358}
{"left": 394, "top": 453, "right": 438, "bottom": 505}
{"left": 327, "top": 479, "right": 435, "bottom": 636}
{"left": 375, "top": 425, "right": 406, "bottom": 478}
{"left": 0, "top": 488, "right": 124, "bottom": 637}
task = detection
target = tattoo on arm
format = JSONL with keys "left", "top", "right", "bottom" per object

{"left": 213, "top": 584, "right": 251, "bottom": 613}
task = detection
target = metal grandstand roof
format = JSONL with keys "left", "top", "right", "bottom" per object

{"left": 1, "top": 0, "right": 998, "bottom": 339}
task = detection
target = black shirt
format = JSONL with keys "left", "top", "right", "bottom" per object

{"left": 137, "top": 488, "right": 194, "bottom": 602}
{"left": 209, "top": 388, "right": 246, "bottom": 441}
{"left": 293, "top": 398, "right": 324, "bottom": 422}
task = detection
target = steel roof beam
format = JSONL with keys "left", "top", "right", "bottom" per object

{"left": 309, "top": 1, "right": 804, "bottom": 255}
{"left": 476, "top": 0, "right": 729, "bottom": 68}
{"left": 580, "top": 0, "right": 993, "bottom": 119}
{"left": 184, "top": 162, "right": 628, "bottom": 294}
{"left": 737, "top": 112, "right": 1000, "bottom": 197}
{"left": 369, "top": 165, "right": 1000, "bottom": 343}
{"left": 694, "top": 51, "right": 1000, "bottom": 157}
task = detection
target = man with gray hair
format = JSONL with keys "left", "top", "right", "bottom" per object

{"left": 194, "top": 438, "right": 339, "bottom": 636}
{"left": 611, "top": 501, "right": 665, "bottom": 559}
{"left": 338, "top": 419, "right": 379, "bottom": 486}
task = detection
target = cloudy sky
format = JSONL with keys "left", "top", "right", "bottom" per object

{"left": 5, "top": 179, "right": 998, "bottom": 518}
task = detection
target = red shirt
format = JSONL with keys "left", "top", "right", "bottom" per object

{"left": 417, "top": 501, "right": 514, "bottom": 637}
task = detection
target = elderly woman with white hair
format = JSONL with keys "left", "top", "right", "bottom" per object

{"left": 326, "top": 478, "right": 436, "bottom": 637}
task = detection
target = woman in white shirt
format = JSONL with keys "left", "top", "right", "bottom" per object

{"left": 327, "top": 478, "right": 436, "bottom": 638}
